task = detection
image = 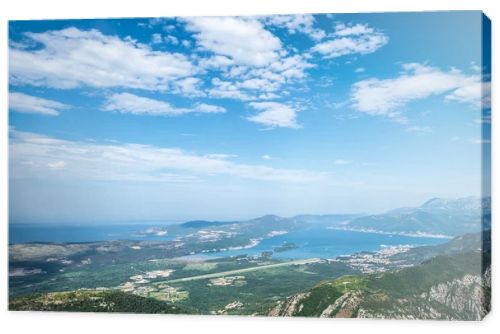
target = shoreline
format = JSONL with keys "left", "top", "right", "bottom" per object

{"left": 326, "top": 226, "right": 453, "bottom": 239}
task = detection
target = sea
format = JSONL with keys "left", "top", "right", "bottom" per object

{"left": 9, "top": 223, "right": 178, "bottom": 244}
{"left": 9, "top": 223, "right": 449, "bottom": 260}
{"left": 203, "top": 227, "right": 448, "bottom": 259}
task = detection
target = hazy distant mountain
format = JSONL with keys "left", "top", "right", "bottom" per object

{"left": 181, "top": 220, "right": 237, "bottom": 229}
{"left": 420, "top": 196, "right": 487, "bottom": 214}
{"left": 337, "top": 197, "right": 490, "bottom": 237}
{"left": 292, "top": 214, "right": 364, "bottom": 225}
{"left": 180, "top": 197, "right": 489, "bottom": 237}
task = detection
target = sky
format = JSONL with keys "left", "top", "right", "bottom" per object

{"left": 8, "top": 11, "right": 491, "bottom": 224}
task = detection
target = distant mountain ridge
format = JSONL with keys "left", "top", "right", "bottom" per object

{"left": 337, "top": 196, "right": 490, "bottom": 237}
{"left": 181, "top": 220, "right": 237, "bottom": 229}
{"left": 178, "top": 196, "right": 488, "bottom": 237}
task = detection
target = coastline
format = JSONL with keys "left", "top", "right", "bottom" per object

{"left": 326, "top": 226, "right": 453, "bottom": 239}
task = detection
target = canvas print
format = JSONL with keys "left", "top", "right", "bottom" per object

{"left": 8, "top": 11, "right": 491, "bottom": 320}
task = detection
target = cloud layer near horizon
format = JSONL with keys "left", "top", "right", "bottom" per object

{"left": 9, "top": 130, "right": 322, "bottom": 183}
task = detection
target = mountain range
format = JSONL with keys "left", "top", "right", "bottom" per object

{"left": 303, "top": 196, "right": 490, "bottom": 237}
{"left": 181, "top": 196, "right": 490, "bottom": 238}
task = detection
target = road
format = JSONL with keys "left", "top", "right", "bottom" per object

{"left": 158, "top": 258, "right": 322, "bottom": 284}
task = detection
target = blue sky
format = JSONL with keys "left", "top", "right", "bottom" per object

{"left": 8, "top": 11, "right": 491, "bottom": 224}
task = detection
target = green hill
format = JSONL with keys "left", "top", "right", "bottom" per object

{"left": 9, "top": 289, "right": 192, "bottom": 314}
{"left": 269, "top": 251, "right": 490, "bottom": 320}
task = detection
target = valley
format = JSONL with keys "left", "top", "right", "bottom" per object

{"left": 8, "top": 197, "right": 491, "bottom": 319}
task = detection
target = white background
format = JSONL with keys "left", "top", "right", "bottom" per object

{"left": 0, "top": 1, "right": 498, "bottom": 333}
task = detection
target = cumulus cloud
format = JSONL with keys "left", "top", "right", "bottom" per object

{"left": 184, "top": 16, "right": 282, "bottom": 67}
{"left": 262, "top": 14, "right": 326, "bottom": 41}
{"left": 10, "top": 130, "right": 320, "bottom": 183}
{"left": 9, "top": 27, "right": 196, "bottom": 91}
{"left": 102, "top": 93, "right": 225, "bottom": 116}
{"left": 9, "top": 92, "right": 69, "bottom": 116}
{"left": 172, "top": 77, "right": 205, "bottom": 97}
{"left": 206, "top": 55, "right": 313, "bottom": 101}
{"left": 351, "top": 63, "right": 489, "bottom": 117}
{"left": 208, "top": 78, "right": 253, "bottom": 101}
{"left": 165, "top": 35, "right": 179, "bottom": 45}
{"left": 334, "top": 23, "right": 375, "bottom": 36}
{"left": 151, "top": 33, "right": 162, "bottom": 44}
{"left": 184, "top": 17, "right": 313, "bottom": 102}
{"left": 312, "top": 23, "right": 388, "bottom": 58}
{"left": 247, "top": 102, "right": 300, "bottom": 128}
{"left": 446, "top": 81, "right": 491, "bottom": 109}
{"left": 198, "top": 55, "right": 235, "bottom": 69}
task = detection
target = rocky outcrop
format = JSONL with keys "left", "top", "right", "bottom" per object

{"left": 269, "top": 267, "right": 491, "bottom": 320}
{"left": 320, "top": 291, "right": 362, "bottom": 318}
{"left": 268, "top": 292, "right": 310, "bottom": 316}
{"left": 357, "top": 270, "right": 491, "bottom": 320}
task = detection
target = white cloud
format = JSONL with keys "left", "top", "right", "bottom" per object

{"left": 195, "top": 103, "right": 226, "bottom": 113}
{"left": 181, "top": 17, "right": 313, "bottom": 103}
{"left": 262, "top": 154, "right": 272, "bottom": 160}
{"left": 262, "top": 14, "right": 326, "bottom": 41}
{"left": 247, "top": 102, "right": 300, "bottom": 129}
{"left": 333, "top": 23, "right": 374, "bottom": 36}
{"left": 9, "top": 92, "right": 69, "bottom": 116}
{"left": 47, "top": 161, "right": 66, "bottom": 169}
{"left": 151, "top": 33, "right": 162, "bottom": 44}
{"left": 10, "top": 130, "right": 320, "bottom": 183}
{"left": 351, "top": 63, "right": 488, "bottom": 116}
{"left": 184, "top": 16, "right": 282, "bottom": 67}
{"left": 165, "top": 35, "right": 179, "bottom": 45}
{"left": 172, "top": 77, "right": 205, "bottom": 97}
{"left": 334, "top": 159, "right": 352, "bottom": 165}
{"left": 208, "top": 78, "right": 253, "bottom": 101}
{"left": 312, "top": 23, "right": 388, "bottom": 59}
{"left": 102, "top": 93, "right": 225, "bottom": 116}
{"left": 10, "top": 27, "right": 196, "bottom": 91}
{"left": 239, "top": 78, "right": 277, "bottom": 91}
{"left": 163, "top": 24, "right": 176, "bottom": 32}
{"left": 259, "top": 54, "right": 314, "bottom": 81}
{"left": 198, "top": 55, "right": 235, "bottom": 69}
{"left": 446, "top": 81, "right": 491, "bottom": 109}
{"left": 355, "top": 67, "right": 365, "bottom": 73}
{"left": 206, "top": 54, "right": 313, "bottom": 101}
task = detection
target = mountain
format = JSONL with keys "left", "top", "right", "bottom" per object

{"left": 292, "top": 214, "right": 364, "bottom": 225}
{"left": 338, "top": 197, "right": 490, "bottom": 236}
{"left": 176, "top": 197, "right": 489, "bottom": 238}
{"left": 269, "top": 250, "right": 490, "bottom": 320}
{"left": 181, "top": 220, "right": 236, "bottom": 229}
{"left": 420, "top": 196, "right": 483, "bottom": 213}
{"left": 388, "top": 230, "right": 491, "bottom": 266}
{"left": 182, "top": 214, "right": 301, "bottom": 229}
